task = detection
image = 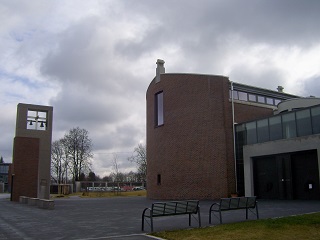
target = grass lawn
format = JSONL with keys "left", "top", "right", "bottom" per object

{"left": 51, "top": 190, "right": 147, "bottom": 198}
{"left": 151, "top": 212, "right": 320, "bottom": 240}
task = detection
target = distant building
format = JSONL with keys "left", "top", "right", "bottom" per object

{"left": 0, "top": 163, "right": 11, "bottom": 192}
{"left": 146, "top": 59, "right": 319, "bottom": 200}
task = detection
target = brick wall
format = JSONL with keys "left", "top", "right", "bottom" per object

{"left": 234, "top": 102, "right": 274, "bottom": 123}
{"left": 12, "top": 137, "right": 39, "bottom": 202}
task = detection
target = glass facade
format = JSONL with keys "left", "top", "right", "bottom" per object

{"left": 236, "top": 104, "right": 320, "bottom": 146}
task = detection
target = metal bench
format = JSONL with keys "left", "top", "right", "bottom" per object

{"left": 209, "top": 196, "right": 259, "bottom": 224}
{"left": 142, "top": 200, "right": 201, "bottom": 232}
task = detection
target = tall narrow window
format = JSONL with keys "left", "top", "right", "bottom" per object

{"left": 155, "top": 91, "right": 164, "bottom": 126}
{"left": 157, "top": 174, "right": 161, "bottom": 185}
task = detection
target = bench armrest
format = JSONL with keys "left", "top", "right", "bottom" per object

{"left": 142, "top": 207, "right": 152, "bottom": 218}
{"left": 209, "top": 202, "right": 220, "bottom": 211}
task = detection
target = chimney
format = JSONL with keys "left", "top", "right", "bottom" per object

{"left": 155, "top": 59, "right": 165, "bottom": 83}
{"left": 277, "top": 86, "right": 284, "bottom": 93}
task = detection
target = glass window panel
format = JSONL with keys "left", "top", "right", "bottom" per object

{"left": 236, "top": 124, "right": 245, "bottom": 147}
{"left": 38, "top": 111, "right": 47, "bottom": 118}
{"left": 233, "top": 90, "right": 238, "bottom": 100}
{"left": 230, "top": 90, "right": 239, "bottom": 100}
{"left": 266, "top": 97, "right": 274, "bottom": 105}
{"left": 28, "top": 110, "right": 37, "bottom": 117}
{"left": 311, "top": 106, "right": 320, "bottom": 134}
{"left": 257, "top": 119, "right": 269, "bottom": 143}
{"left": 257, "top": 96, "right": 265, "bottom": 103}
{"left": 246, "top": 122, "right": 257, "bottom": 145}
{"left": 282, "top": 112, "right": 297, "bottom": 139}
{"left": 157, "top": 174, "right": 161, "bottom": 185}
{"left": 238, "top": 91, "right": 248, "bottom": 101}
{"left": 155, "top": 92, "right": 164, "bottom": 126}
{"left": 296, "top": 109, "right": 312, "bottom": 136}
{"left": 274, "top": 99, "right": 281, "bottom": 105}
{"left": 269, "top": 116, "right": 282, "bottom": 140}
{"left": 248, "top": 94, "right": 256, "bottom": 102}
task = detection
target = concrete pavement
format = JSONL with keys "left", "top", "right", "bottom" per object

{"left": 0, "top": 194, "right": 320, "bottom": 239}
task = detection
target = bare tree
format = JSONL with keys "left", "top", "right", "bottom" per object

{"left": 126, "top": 171, "right": 138, "bottom": 182}
{"left": 128, "top": 144, "right": 147, "bottom": 182}
{"left": 63, "top": 127, "right": 93, "bottom": 182}
{"left": 111, "top": 153, "right": 121, "bottom": 182}
{"left": 87, "top": 171, "right": 96, "bottom": 181}
{"left": 51, "top": 139, "right": 66, "bottom": 184}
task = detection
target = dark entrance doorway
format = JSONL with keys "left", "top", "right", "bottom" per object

{"left": 253, "top": 150, "right": 320, "bottom": 200}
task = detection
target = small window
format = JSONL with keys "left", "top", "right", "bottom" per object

{"left": 155, "top": 92, "right": 164, "bottom": 126}
{"left": 248, "top": 94, "right": 256, "bottom": 102}
{"left": 274, "top": 99, "right": 281, "bottom": 105}
{"left": 266, "top": 97, "right": 274, "bottom": 105}
{"left": 238, "top": 91, "right": 248, "bottom": 101}
{"left": 230, "top": 90, "right": 239, "bottom": 100}
{"left": 157, "top": 174, "right": 161, "bottom": 185}
{"left": 257, "top": 96, "right": 265, "bottom": 103}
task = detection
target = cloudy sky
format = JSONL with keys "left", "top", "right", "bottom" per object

{"left": 1, "top": 0, "right": 320, "bottom": 177}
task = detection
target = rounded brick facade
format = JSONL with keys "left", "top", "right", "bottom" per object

{"left": 146, "top": 74, "right": 236, "bottom": 200}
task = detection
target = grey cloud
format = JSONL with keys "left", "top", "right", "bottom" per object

{"left": 303, "top": 75, "right": 320, "bottom": 97}
{"left": 40, "top": 16, "right": 150, "bottom": 96}
{"left": 93, "top": 124, "right": 143, "bottom": 153}
{"left": 229, "top": 63, "right": 285, "bottom": 92}
{"left": 127, "top": 0, "right": 320, "bottom": 47}
{"left": 40, "top": 17, "right": 103, "bottom": 85}
{"left": 50, "top": 85, "right": 129, "bottom": 130}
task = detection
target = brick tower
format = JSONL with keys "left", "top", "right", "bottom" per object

{"left": 11, "top": 103, "right": 53, "bottom": 201}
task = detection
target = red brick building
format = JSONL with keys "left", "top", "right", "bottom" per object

{"left": 146, "top": 60, "right": 297, "bottom": 200}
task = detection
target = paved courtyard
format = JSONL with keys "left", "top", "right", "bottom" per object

{"left": 0, "top": 194, "right": 320, "bottom": 239}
